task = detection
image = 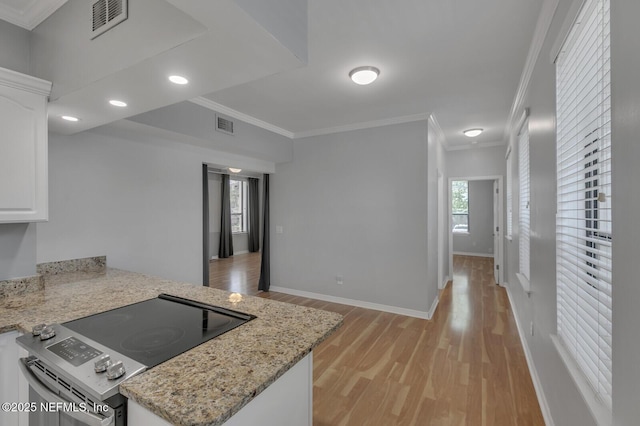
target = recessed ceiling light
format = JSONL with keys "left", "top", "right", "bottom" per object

{"left": 109, "top": 100, "right": 127, "bottom": 107}
{"left": 228, "top": 167, "right": 242, "bottom": 173}
{"left": 61, "top": 115, "right": 79, "bottom": 122}
{"left": 349, "top": 66, "right": 380, "bottom": 85}
{"left": 463, "top": 128, "right": 483, "bottom": 137}
{"left": 168, "top": 75, "right": 189, "bottom": 85}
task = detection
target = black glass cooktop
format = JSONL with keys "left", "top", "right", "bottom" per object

{"left": 63, "top": 294, "right": 255, "bottom": 368}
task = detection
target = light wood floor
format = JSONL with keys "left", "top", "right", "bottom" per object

{"left": 208, "top": 254, "right": 544, "bottom": 425}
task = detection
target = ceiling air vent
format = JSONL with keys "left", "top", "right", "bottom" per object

{"left": 92, "top": 0, "right": 128, "bottom": 39}
{"left": 216, "top": 115, "right": 234, "bottom": 135}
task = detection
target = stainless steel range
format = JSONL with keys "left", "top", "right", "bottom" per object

{"left": 16, "top": 294, "right": 255, "bottom": 426}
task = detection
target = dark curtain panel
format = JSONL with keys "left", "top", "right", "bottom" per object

{"left": 202, "top": 165, "right": 210, "bottom": 286}
{"left": 218, "top": 174, "right": 234, "bottom": 258}
{"left": 248, "top": 178, "right": 260, "bottom": 252}
{"left": 258, "top": 174, "right": 270, "bottom": 291}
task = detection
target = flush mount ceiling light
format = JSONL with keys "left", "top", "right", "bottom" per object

{"left": 463, "top": 128, "right": 483, "bottom": 138}
{"left": 168, "top": 75, "right": 189, "bottom": 85}
{"left": 61, "top": 115, "right": 79, "bottom": 122}
{"left": 349, "top": 66, "right": 380, "bottom": 85}
{"left": 109, "top": 100, "right": 127, "bottom": 107}
{"left": 228, "top": 167, "right": 242, "bottom": 173}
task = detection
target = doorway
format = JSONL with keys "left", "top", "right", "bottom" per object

{"left": 448, "top": 175, "right": 503, "bottom": 285}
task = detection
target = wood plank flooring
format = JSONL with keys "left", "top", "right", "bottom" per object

{"left": 208, "top": 253, "right": 544, "bottom": 425}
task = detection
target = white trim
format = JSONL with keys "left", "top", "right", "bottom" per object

{"left": 427, "top": 294, "right": 439, "bottom": 319}
{"left": 505, "top": 284, "right": 555, "bottom": 426}
{"left": 428, "top": 113, "right": 448, "bottom": 150}
{"left": 440, "top": 275, "right": 450, "bottom": 290}
{"left": 233, "top": 250, "right": 249, "bottom": 255}
{"left": 269, "top": 286, "right": 431, "bottom": 320}
{"left": 551, "top": 335, "right": 612, "bottom": 426}
{"left": 452, "top": 251, "right": 494, "bottom": 258}
{"left": 0, "top": 0, "right": 67, "bottom": 30}
{"left": 550, "top": 0, "right": 587, "bottom": 64}
{"left": 445, "top": 140, "right": 506, "bottom": 152}
{"left": 0, "top": 66, "right": 52, "bottom": 96}
{"left": 503, "top": 0, "right": 561, "bottom": 144}
{"left": 190, "top": 97, "right": 295, "bottom": 139}
{"left": 295, "top": 113, "right": 429, "bottom": 139}
{"left": 516, "top": 272, "right": 532, "bottom": 294}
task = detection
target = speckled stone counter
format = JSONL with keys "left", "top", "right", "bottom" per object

{"left": 0, "top": 269, "right": 343, "bottom": 426}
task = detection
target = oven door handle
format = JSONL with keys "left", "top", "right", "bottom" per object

{"left": 19, "top": 357, "right": 115, "bottom": 426}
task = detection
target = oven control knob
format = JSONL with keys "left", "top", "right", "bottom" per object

{"left": 32, "top": 324, "right": 46, "bottom": 336}
{"left": 106, "top": 361, "right": 126, "bottom": 380}
{"left": 94, "top": 354, "right": 112, "bottom": 373}
{"left": 39, "top": 326, "right": 56, "bottom": 341}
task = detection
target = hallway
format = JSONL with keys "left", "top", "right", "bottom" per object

{"left": 208, "top": 254, "right": 544, "bottom": 424}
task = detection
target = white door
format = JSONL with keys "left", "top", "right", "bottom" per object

{"left": 493, "top": 180, "right": 500, "bottom": 284}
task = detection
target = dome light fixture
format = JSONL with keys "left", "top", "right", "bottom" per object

{"left": 349, "top": 66, "right": 380, "bottom": 85}
{"left": 168, "top": 75, "right": 189, "bottom": 85}
{"left": 463, "top": 128, "right": 483, "bottom": 138}
{"left": 228, "top": 167, "right": 242, "bottom": 173}
{"left": 61, "top": 115, "right": 79, "bottom": 122}
{"left": 109, "top": 100, "right": 127, "bottom": 107}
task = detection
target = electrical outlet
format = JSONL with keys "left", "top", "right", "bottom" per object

{"left": 530, "top": 321, "right": 534, "bottom": 336}
{"left": 336, "top": 275, "right": 344, "bottom": 285}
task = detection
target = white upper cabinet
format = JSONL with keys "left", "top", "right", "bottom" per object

{"left": 0, "top": 67, "right": 52, "bottom": 223}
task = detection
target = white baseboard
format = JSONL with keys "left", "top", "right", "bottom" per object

{"left": 235, "top": 250, "right": 249, "bottom": 255}
{"left": 427, "top": 294, "right": 439, "bottom": 319}
{"left": 439, "top": 275, "right": 450, "bottom": 290}
{"left": 504, "top": 283, "right": 554, "bottom": 426}
{"left": 269, "top": 286, "right": 430, "bottom": 320}
{"left": 453, "top": 251, "right": 494, "bottom": 258}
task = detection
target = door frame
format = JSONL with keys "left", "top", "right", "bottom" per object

{"left": 448, "top": 175, "right": 504, "bottom": 285}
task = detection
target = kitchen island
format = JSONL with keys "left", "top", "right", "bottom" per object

{"left": 0, "top": 268, "right": 343, "bottom": 426}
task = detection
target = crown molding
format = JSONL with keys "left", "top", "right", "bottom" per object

{"left": 503, "top": 0, "right": 560, "bottom": 143}
{"left": 446, "top": 140, "right": 506, "bottom": 152}
{"left": 0, "top": 0, "right": 67, "bottom": 30}
{"left": 189, "top": 97, "right": 295, "bottom": 139}
{"left": 295, "top": 112, "right": 429, "bottom": 139}
{"left": 0, "top": 66, "right": 52, "bottom": 95}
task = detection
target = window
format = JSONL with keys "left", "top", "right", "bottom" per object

{"left": 506, "top": 146, "right": 513, "bottom": 238}
{"left": 556, "top": 0, "right": 612, "bottom": 410}
{"left": 518, "top": 119, "right": 530, "bottom": 283}
{"left": 229, "top": 179, "right": 248, "bottom": 233}
{"left": 451, "top": 180, "right": 469, "bottom": 233}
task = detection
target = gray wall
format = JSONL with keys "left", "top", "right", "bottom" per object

{"left": 0, "top": 20, "right": 36, "bottom": 281}
{"left": 0, "top": 20, "right": 30, "bottom": 75}
{"left": 270, "top": 121, "right": 436, "bottom": 313}
{"left": 611, "top": 1, "right": 640, "bottom": 423}
{"left": 37, "top": 123, "right": 277, "bottom": 285}
{"left": 446, "top": 145, "right": 507, "bottom": 178}
{"left": 452, "top": 180, "right": 494, "bottom": 256}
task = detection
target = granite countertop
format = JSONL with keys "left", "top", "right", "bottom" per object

{"left": 0, "top": 269, "right": 343, "bottom": 426}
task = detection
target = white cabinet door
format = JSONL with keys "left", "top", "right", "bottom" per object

{"left": 0, "top": 67, "right": 51, "bottom": 223}
{"left": 0, "top": 330, "right": 29, "bottom": 426}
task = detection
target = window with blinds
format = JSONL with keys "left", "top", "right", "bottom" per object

{"left": 518, "top": 120, "right": 530, "bottom": 283}
{"left": 556, "top": 0, "right": 612, "bottom": 409}
{"left": 506, "top": 147, "right": 513, "bottom": 238}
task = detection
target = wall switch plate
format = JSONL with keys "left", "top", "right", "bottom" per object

{"left": 276, "top": 226, "right": 283, "bottom": 234}
{"left": 336, "top": 275, "right": 343, "bottom": 285}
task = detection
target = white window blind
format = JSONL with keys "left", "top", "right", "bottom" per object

{"left": 506, "top": 147, "right": 513, "bottom": 238}
{"left": 518, "top": 121, "right": 530, "bottom": 281}
{"left": 556, "top": 0, "right": 612, "bottom": 409}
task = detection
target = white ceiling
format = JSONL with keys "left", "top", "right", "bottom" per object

{"left": 204, "top": 0, "right": 544, "bottom": 148}
{"left": 0, "top": 0, "right": 544, "bottom": 149}
{"left": 0, "top": 0, "right": 66, "bottom": 30}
